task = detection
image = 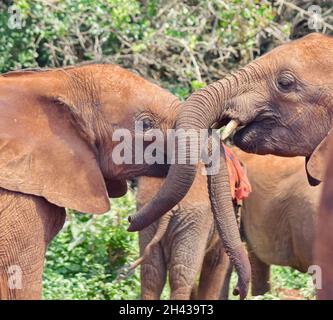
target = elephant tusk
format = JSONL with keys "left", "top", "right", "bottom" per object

{"left": 221, "top": 120, "right": 239, "bottom": 140}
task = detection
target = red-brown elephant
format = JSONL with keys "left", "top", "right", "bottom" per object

{"left": 0, "top": 64, "right": 180, "bottom": 299}
{"left": 129, "top": 33, "right": 333, "bottom": 299}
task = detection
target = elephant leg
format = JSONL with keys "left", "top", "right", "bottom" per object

{"left": 197, "top": 235, "right": 231, "bottom": 300}
{"left": 169, "top": 264, "right": 199, "bottom": 300}
{"left": 139, "top": 223, "right": 167, "bottom": 300}
{"left": 248, "top": 249, "right": 270, "bottom": 296}
{"left": 168, "top": 215, "right": 210, "bottom": 300}
{"left": 0, "top": 189, "right": 66, "bottom": 300}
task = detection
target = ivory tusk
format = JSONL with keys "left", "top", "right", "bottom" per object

{"left": 221, "top": 120, "right": 239, "bottom": 140}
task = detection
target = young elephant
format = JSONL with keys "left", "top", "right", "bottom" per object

{"left": 233, "top": 148, "right": 322, "bottom": 296}
{"left": 0, "top": 64, "right": 179, "bottom": 299}
{"left": 133, "top": 146, "right": 251, "bottom": 300}
{"left": 130, "top": 33, "right": 333, "bottom": 299}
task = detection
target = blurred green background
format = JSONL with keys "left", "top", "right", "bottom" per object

{"left": 0, "top": 0, "right": 331, "bottom": 299}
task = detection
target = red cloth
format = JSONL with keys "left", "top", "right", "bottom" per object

{"left": 223, "top": 144, "right": 252, "bottom": 201}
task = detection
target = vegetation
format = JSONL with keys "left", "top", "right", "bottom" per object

{"left": 1, "top": 0, "right": 332, "bottom": 93}
{"left": 42, "top": 189, "right": 315, "bottom": 300}
{"left": 43, "top": 193, "right": 141, "bottom": 300}
{"left": 0, "top": 0, "right": 331, "bottom": 299}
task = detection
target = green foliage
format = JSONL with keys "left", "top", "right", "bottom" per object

{"left": 0, "top": 0, "right": 145, "bottom": 71}
{"left": 0, "top": 0, "right": 290, "bottom": 87}
{"left": 191, "top": 80, "right": 206, "bottom": 91}
{"left": 43, "top": 192, "right": 141, "bottom": 300}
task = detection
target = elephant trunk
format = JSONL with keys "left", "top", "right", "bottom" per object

{"left": 207, "top": 142, "right": 250, "bottom": 299}
{"left": 128, "top": 76, "right": 236, "bottom": 232}
{"left": 127, "top": 163, "right": 196, "bottom": 231}
{"left": 128, "top": 72, "right": 252, "bottom": 298}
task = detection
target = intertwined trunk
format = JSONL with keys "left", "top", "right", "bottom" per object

{"left": 129, "top": 70, "right": 253, "bottom": 298}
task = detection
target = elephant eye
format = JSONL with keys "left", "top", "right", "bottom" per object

{"left": 277, "top": 73, "right": 296, "bottom": 92}
{"left": 139, "top": 117, "right": 154, "bottom": 131}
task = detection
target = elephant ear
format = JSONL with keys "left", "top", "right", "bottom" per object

{"left": 0, "top": 71, "right": 110, "bottom": 214}
{"left": 306, "top": 130, "right": 333, "bottom": 186}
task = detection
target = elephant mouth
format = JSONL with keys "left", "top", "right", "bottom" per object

{"left": 233, "top": 116, "right": 276, "bottom": 155}
{"left": 233, "top": 125, "right": 260, "bottom": 153}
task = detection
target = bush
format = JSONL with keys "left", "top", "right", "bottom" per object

{"left": 0, "top": 1, "right": 319, "bottom": 92}
{"left": 1, "top": 1, "right": 332, "bottom": 94}
{"left": 43, "top": 192, "right": 141, "bottom": 300}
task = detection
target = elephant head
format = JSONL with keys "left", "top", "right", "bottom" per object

{"left": 0, "top": 64, "right": 181, "bottom": 214}
{"left": 128, "top": 33, "right": 333, "bottom": 299}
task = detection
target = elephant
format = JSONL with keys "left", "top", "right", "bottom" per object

{"left": 315, "top": 130, "right": 333, "bottom": 299}
{"left": 234, "top": 148, "right": 321, "bottom": 296}
{"left": 0, "top": 63, "right": 180, "bottom": 299}
{"left": 128, "top": 33, "right": 333, "bottom": 299}
{"left": 130, "top": 145, "right": 250, "bottom": 300}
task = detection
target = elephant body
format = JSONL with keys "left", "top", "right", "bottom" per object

{"left": 0, "top": 64, "right": 179, "bottom": 299}
{"left": 136, "top": 148, "right": 321, "bottom": 299}
{"left": 135, "top": 147, "right": 250, "bottom": 300}
{"left": 315, "top": 132, "right": 333, "bottom": 299}
{"left": 234, "top": 149, "right": 321, "bottom": 295}
{"left": 132, "top": 33, "right": 333, "bottom": 299}
{"left": 136, "top": 169, "right": 231, "bottom": 300}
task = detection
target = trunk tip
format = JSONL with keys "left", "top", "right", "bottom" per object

{"left": 127, "top": 215, "right": 137, "bottom": 232}
{"left": 233, "top": 286, "right": 248, "bottom": 300}
{"left": 127, "top": 215, "right": 146, "bottom": 232}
